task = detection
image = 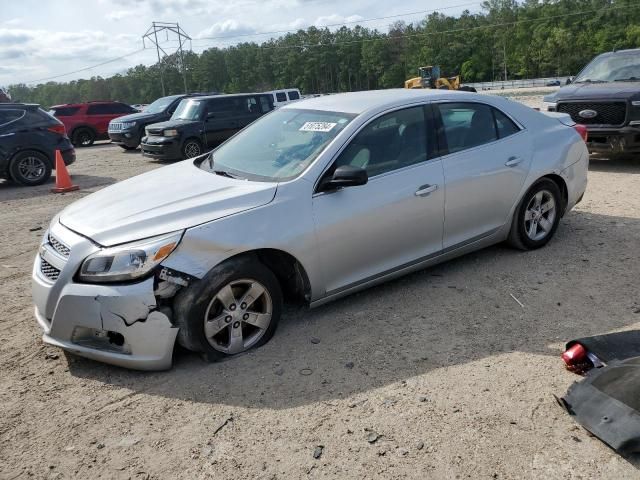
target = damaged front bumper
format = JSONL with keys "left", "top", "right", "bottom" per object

{"left": 32, "top": 222, "right": 178, "bottom": 371}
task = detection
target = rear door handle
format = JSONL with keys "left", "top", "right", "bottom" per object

{"left": 505, "top": 156, "right": 523, "bottom": 167}
{"left": 415, "top": 184, "right": 438, "bottom": 197}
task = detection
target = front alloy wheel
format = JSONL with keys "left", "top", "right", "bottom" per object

{"left": 174, "top": 256, "right": 282, "bottom": 361}
{"left": 204, "top": 279, "right": 273, "bottom": 354}
{"left": 183, "top": 140, "right": 202, "bottom": 159}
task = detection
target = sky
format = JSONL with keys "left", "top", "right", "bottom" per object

{"left": 0, "top": 0, "right": 484, "bottom": 87}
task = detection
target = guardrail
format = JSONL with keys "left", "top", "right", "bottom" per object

{"left": 467, "top": 77, "right": 569, "bottom": 90}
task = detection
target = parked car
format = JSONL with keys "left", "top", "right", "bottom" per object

{"left": 108, "top": 94, "right": 215, "bottom": 150}
{"left": 542, "top": 48, "right": 640, "bottom": 156}
{"left": 0, "top": 103, "right": 75, "bottom": 186}
{"left": 32, "top": 89, "right": 588, "bottom": 370}
{"left": 140, "top": 93, "right": 274, "bottom": 160}
{"left": 49, "top": 101, "right": 137, "bottom": 147}
{"left": 546, "top": 80, "right": 561, "bottom": 87}
{"left": 265, "top": 88, "right": 302, "bottom": 108}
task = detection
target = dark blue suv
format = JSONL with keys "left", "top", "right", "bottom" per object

{"left": 0, "top": 104, "right": 75, "bottom": 186}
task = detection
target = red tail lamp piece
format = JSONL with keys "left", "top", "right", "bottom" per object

{"left": 562, "top": 343, "right": 593, "bottom": 374}
{"left": 51, "top": 150, "right": 79, "bottom": 193}
{"left": 574, "top": 124, "right": 588, "bottom": 142}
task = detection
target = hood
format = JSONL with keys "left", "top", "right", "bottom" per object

{"left": 60, "top": 160, "right": 277, "bottom": 246}
{"left": 112, "top": 111, "right": 168, "bottom": 124}
{"left": 546, "top": 82, "right": 640, "bottom": 102}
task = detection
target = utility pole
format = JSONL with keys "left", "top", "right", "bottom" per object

{"left": 503, "top": 43, "right": 508, "bottom": 82}
{"left": 143, "top": 22, "right": 192, "bottom": 95}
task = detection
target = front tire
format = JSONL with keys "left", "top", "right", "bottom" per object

{"left": 181, "top": 138, "right": 203, "bottom": 159}
{"left": 508, "top": 178, "right": 562, "bottom": 250}
{"left": 174, "top": 256, "right": 283, "bottom": 361}
{"left": 119, "top": 145, "right": 138, "bottom": 151}
{"left": 9, "top": 151, "right": 52, "bottom": 186}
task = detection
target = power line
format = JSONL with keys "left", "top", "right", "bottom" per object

{"left": 24, "top": 48, "right": 146, "bottom": 84}
{"left": 195, "top": 1, "right": 484, "bottom": 42}
{"left": 192, "top": 3, "right": 640, "bottom": 52}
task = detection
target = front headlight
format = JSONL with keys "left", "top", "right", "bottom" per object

{"left": 78, "top": 231, "right": 182, "bottom": 283}
{"left": 542, "top": 101, "right": 557, "bottom": 111}
{"left": 163, "top": 129, "right": 179, "bottom": 137}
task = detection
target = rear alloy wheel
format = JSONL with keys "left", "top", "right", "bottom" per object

{"left": 73, "top": 128, "right": 95, "bottom": 147}
{"left": 9, "top": 151, "right": 52, "bottom": 186}
{"left": 508, "top": 178, "right": 562, "bottom": 250}
{"left": 174, "top": 256, "right": 282, "bottom": 361}
{"left": 182, "top": 139, "right": 202, "bottom": 159}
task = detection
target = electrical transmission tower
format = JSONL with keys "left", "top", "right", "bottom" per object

{"left": 143, "top": 22, "right": 192, "bottom": 96}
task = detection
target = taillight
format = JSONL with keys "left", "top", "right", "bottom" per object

{"left": 47, "top": 124, "right": 66, "bottom": 136}
{"left": 573, "top": 124, "right": 588, "bottom": 142}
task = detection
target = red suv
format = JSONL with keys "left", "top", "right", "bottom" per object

{"left": 49, "top": 101, "right": 137, "bottom": 147}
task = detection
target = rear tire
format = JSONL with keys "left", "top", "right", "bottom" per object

{"left": 508, "top": 178, "right": 562, "bottom": 250}
{"left": 174, "top": 256, "right": 283, "bottom": 362}
{"left": 73, "top": 128, "right": 95, "bottom": 147}
{"left": 9, "top": 151, "right": 52, "bottom": 186}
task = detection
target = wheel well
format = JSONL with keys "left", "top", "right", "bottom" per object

{"left": 71, "top": 125, "right": 96, "bottom": 138}
{"left": 10, "top": 148, "right": 52, "bottom": 165}
{"left": 226, "top": 249, "right": 311, "bottom": 304}
{"left": 542, "top": 174, "right": 568, "bottom": 216}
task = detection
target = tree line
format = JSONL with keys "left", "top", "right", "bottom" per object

{"left": 7, "top": 0, "right": 640, "bottom": 107}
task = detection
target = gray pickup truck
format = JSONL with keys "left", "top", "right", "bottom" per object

{"left": 542, "top": 48, "right": 640, "bottom": 156}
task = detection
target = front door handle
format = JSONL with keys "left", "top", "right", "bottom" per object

{"left": 505, "top": 156, "right": 523, "bottom": 167}
{"left": 415, "top": 184, "right": 438, "bottom": 197}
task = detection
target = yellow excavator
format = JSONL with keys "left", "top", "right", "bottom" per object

{"left": 405, "top": 65, "right": 475, "bottom": 91}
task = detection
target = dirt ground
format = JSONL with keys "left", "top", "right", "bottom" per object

{"left": 2, "top": 102, "right": 640, "bottom": 479}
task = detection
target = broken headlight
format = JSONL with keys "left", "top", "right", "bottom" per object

{"left": 78, "top": 231, "right": 183, "bottom": 283}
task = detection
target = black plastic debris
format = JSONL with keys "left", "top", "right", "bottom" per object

{"left": 560, "top": 331, "right": 640, "bottom": 454}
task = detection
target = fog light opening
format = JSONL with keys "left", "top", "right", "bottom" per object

{"left": 107, "top": 331, "right": 125, "bottom": 346}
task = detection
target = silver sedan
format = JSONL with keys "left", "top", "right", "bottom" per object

{"left": 32, "top": 89, "right": 588, "bottom": 370}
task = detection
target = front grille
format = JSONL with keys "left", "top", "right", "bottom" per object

{"left": 109, "top": 122, "right": 123, "bottom": 132}
{"left": 40, "top": 258, "right": 61, "bottom": 281}
{"left": 557, "top": 102, "right": 627, "bottom": 126}
{"left": 48, "top": 234, "right": 70, "bottom": 257}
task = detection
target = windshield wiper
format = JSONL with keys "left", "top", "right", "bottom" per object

{"left": 574, "top": 79, "right": 606, "bottom": 84}
{"left": 214, "top": 170, "right": 241, "bottom": 179}
{"left": 614, "top": 77, "right": 639, "bottom": 82}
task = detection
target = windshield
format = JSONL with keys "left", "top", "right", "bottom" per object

{"left": 171, "top": 99, "right": 205, "bottom": 121}
{"left": 574, "top": 53, "right": 640, "bottom": 83}
{"left": 200, "top": 108, "right": 356, "bottom": 181}
{"left": 145, "top": 95, "right": 181, "bottom": 114}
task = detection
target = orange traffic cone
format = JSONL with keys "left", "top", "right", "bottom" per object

{"left": 51, "top": 150, "right": 79, "bottom": 193}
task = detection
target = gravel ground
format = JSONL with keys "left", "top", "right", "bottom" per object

{"left": 2, "top": 97, "right": 640, "bottom": 479}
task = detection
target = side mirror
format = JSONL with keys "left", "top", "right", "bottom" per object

{"left": 566, "top": 77, "right": 573, "bottom": 85}
{"left": 321, "top": 165, "right": 368, "bottom": 191}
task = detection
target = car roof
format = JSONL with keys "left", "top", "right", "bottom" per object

{"left": 185, "top": 93, "right": 265, "bottom": 102}
{"left": 599, "top": 48, "right": 640, "bottom": 57}
{"left": 280, "top": 89, "right": 482, "bottom": 115}
{"left": 50, "top": 100, "right": 121, "bottom": 108}
{"left": 0, "top": 103, "right": 39, "bottom": 109}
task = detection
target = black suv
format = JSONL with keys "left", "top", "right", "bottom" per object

{"left": 108, "top": 93, "right": 215, "bottom": 150}
{"left": 0, "top": 104, "right": 75, "bottom": 186}
{"left": 140, "top": 93, "right": 274, "bottom": 160}
{"left": 543, "top": 48, "right": 640, "bottom": 156}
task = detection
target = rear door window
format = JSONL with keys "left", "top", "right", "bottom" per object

{"left": 287, "top": 90, "right": 300, "bottom": 100}
{"left": 0, "top": 109, "right": 25, "bottom": 127}
{"left": 50, "top": 106, "right": 80, "bottom": 116}
{"left": 437, "top": 103, "right": 498, "bottom": 153}
{"left": 275, "top": 92, "right": 287, "bottom": 102}
{"left": 493, "top": 109, "right": 520, "bottom": 138}
{"left": 259, "top": 96, "right": 272, "bottom": 113}
{"left": 111, "top": 103, "right": 136, "bottom": 114}
{"left": 87, "top": 104, "right": 114, "bottom": 115}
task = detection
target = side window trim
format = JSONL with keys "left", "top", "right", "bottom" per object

{"left": 313, "top": 103, "right": 436, "bottom": 195}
